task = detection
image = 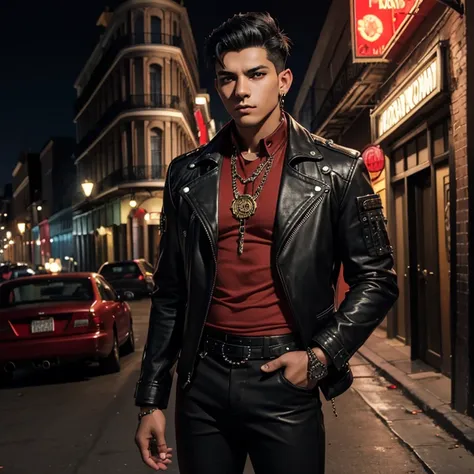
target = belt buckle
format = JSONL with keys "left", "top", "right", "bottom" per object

{"left": 220, "top": 342, "right": 251, "bottom": 366}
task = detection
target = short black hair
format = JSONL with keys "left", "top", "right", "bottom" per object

{"left": 204, "top": 12, "right": 292, "bottom": 73}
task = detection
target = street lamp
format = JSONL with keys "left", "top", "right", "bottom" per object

{"left": 17, "top": 223, "right": 26, "bottom": 262}
{"left": 81, "top": 180, "right": 94, "bottom": 198}
{"left": 37, "top": 205, "right": 43, "bottom": 212}
{"left": 6, "top": 231, "right": 12, "bottom": 240}
{"left": 129, "top": 198, "right": 137, "bottom": 208}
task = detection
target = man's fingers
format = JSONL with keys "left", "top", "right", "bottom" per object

{"left": 156, "top": 434, "right": 169, "bottom": 461}
{"left": 261, "top": 354, "right": 287, "bottom": 372}
{"left": 137, "top": 440, "right": 161, "bottom": 470}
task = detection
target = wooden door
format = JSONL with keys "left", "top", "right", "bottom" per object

{"left": 410, "top": 169, "right": 442, "bottom": 368}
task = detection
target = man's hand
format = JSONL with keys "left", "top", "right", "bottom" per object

{"left": 260, "top": 348, "right": 328, "bottom": 389}
{"left": 135, "top": 409, "right": 173, "bottom": 471}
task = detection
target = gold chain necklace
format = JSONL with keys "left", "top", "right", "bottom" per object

{"left": 230, "top": 151, "right": 274, "bottom": 255}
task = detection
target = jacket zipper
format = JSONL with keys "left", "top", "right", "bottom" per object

{"left": 276, "top": 195, "right": 323, "bottom": 335}
{"left": 183, "top": 211, "right": 217, "bottom": 389}
{"left": 276, "top": 194, "right": 339, "bottom": 417}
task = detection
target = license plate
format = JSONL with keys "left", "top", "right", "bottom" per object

{"left": 31, "top": 317, "right": 55, "bottom": 334}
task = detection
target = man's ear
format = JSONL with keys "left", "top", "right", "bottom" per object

{"left": 279, "top": 68, "right": 293, "bottom": 96}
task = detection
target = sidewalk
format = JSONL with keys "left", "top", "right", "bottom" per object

{"left": 358, "top": 328, "right": 474, "bottom": 454}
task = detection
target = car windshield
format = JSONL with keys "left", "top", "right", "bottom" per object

{"left": 100, "top": 263, "right": 141, "bottom": 279}
{"left": 0, "top": 278, "right": 94, "bottom": 308}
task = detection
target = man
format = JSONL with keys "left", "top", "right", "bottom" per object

{"left": 134, "top": 11, "right": 398, "bottom": 473}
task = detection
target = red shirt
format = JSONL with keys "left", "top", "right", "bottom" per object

{"left": 206, "top": 117, "right": 294, "bottom": 335}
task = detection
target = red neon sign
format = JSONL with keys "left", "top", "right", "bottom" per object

{"left": 362, "top": 145, "right": 385, "bottom": 172}
{"left": 351, "top": 0, "right": 425, "bottom": 62}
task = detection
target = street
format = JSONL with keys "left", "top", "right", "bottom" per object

{"left": 0, "top": 300, "right": 442, "bottom": 473}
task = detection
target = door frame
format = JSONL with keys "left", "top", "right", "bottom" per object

{"left": 385, "top": 106, "right": 452, "bottom": 375}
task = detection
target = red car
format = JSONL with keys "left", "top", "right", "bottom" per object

{"left": 0, "top": 272, "right": 135, "bottom": 383}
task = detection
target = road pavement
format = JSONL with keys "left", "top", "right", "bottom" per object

{"left": 0, "top": 299, "right": 432, "bottom": 473}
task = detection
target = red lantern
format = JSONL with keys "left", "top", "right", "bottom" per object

{"left": 362, "top": 145, "right": 385, "bottom": 173}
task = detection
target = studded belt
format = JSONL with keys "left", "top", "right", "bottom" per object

{"left": 201, "top": 328, "right": 300, "bottom": 366}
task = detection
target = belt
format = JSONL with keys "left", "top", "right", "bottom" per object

{"left": 202, "top": 327, "right": 300, "bottom": 366}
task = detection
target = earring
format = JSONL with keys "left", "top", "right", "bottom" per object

{"left": 280, "top": 92, "right": 286, "bottom": 110}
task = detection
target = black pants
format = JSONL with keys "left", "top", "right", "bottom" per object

{"left": 175, "top": 350, "right": 325, "bottom": 474}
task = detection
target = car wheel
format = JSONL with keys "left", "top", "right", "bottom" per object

{"left": 122, "top": 319, "right": 135, "bottom": 355}
{"left": 100, "top": 331, "right": 120, "bottom": 374}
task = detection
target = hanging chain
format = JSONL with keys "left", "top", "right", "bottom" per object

{"left": 233, "top": 156, "right": 270, "bottom": 184}
{"left": 230, "top": 153, "right": 274, "bottom": 202}
{"left": 230, "top": 151, "right": 274, "bottom": 255}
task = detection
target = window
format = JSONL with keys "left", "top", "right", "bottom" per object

{"left": 97, "top": 277, "right": 116, "bottom": 301}
{"left": 96, "top": 279, "right": 109, "bottom": 301}
{"left": 0, "top": 278, "right": 94, "bottom": 307}
{"left": 151, "top": 16, "right": 162, "bottom": 44}
{"left": 134, "top": 11, "right": 144, "bottom": 43}
{"left": 150, "top": 128, "right": 162, "bottom": 167}
{"left": 99, "top": 262, "right": 141, "bottom": 280}
{"left": 150, "top": 65, "right": 162, "bottom": 105}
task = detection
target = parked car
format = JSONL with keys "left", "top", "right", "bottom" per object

{"left": 0, "top": 273, "right": 135, "bottom": 384}
{"left": 0, "top": 263, "right": 35, "bottom": 282}
{"left": 98, "top": 259, "right": 155, "bottom": 298}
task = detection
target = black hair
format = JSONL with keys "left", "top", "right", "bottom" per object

{"left": 204, "top": 12, "right": 292, "bottom": 73}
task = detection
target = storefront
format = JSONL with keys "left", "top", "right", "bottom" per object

{"left": 370, "top": 40, "right": 455, "bottom": 376}
{"left": 73, "top": 192, "right": 163, "bottom": 272}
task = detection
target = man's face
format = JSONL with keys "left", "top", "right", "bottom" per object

{"left": 215, "top": 47, "right": 292, "bottom": 128}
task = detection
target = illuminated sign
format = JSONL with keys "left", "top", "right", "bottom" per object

{"left": 362, "top": 145, "right": 385, "bottom": 172}
{"left": 371, "top": 46, "right": 444, "bottom": 140}
{"left": 350, "top": 0, "right": 427, "bottom": 62}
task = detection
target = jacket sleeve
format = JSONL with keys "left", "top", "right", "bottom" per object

{"left": 134, "top": 163, "right": 186, "bottom": 408}
{"left": 312, "top": 157, "right": 399, "bottom": 370}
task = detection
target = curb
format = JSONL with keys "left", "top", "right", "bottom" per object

{"left": 352, "top": 386, "right": 434, "bottom": 474}
{"left": 358, "top": 346, "right": 474, "bottom": 455}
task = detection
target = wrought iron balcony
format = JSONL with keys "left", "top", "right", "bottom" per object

{"left": 75, "top": 33, "right": 183, "bottom": 115}
{"left": 310, "top": 54, "right": 366, "bottom": 133}
{"left": 75, "top": 94, "right": 197, "bottom": 158}
{"left": 95, "top": 165, "right": 167, "bottom": 196}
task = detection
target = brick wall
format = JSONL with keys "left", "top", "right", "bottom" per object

{"left": 444, "top": 9, "right": 469, "bottom": 413}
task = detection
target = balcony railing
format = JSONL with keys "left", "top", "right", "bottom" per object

{"left": 310, "top": 54, "right": 366, "bottom": 133}
{"left": 94, "top": 165, "right": 167, "bottom": 196}
{"left": 76, "top": 32, "right": 190, "bottom": 115}
{"left": 76, "top": 94, "right": 197, "bottom": 158}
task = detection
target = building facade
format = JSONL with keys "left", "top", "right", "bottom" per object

{"left": 32, "top": 137, "right": 76, "bottom": 271}
{"left": 73, "top": 0, "right": 214, "bottom": 272}
{"left": 294, "top": 0, "right": 473, "bottom": 416}
{"left": 11, "top": 153, "right": 41, "bottom": 265}
{"left": 0, "top": 184, "right": 13, "bottom": 263}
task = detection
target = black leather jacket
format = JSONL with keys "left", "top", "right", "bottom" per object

{"left": 135, "top": 114, "right": 399, "bottom": 408}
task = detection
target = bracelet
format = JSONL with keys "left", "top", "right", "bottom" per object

{"left": 306, "top": 347, "right": 328, "bottom": 381}
{"left": 138, "top": 407, "right": 159, "bottom": 421}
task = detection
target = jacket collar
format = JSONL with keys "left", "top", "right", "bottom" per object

{"left": 190, "top": 113, "right": 323, "bottom": 167}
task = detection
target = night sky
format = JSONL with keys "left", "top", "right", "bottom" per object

{"left": 0, "top": 1, "right": 330, "bottom": 192}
